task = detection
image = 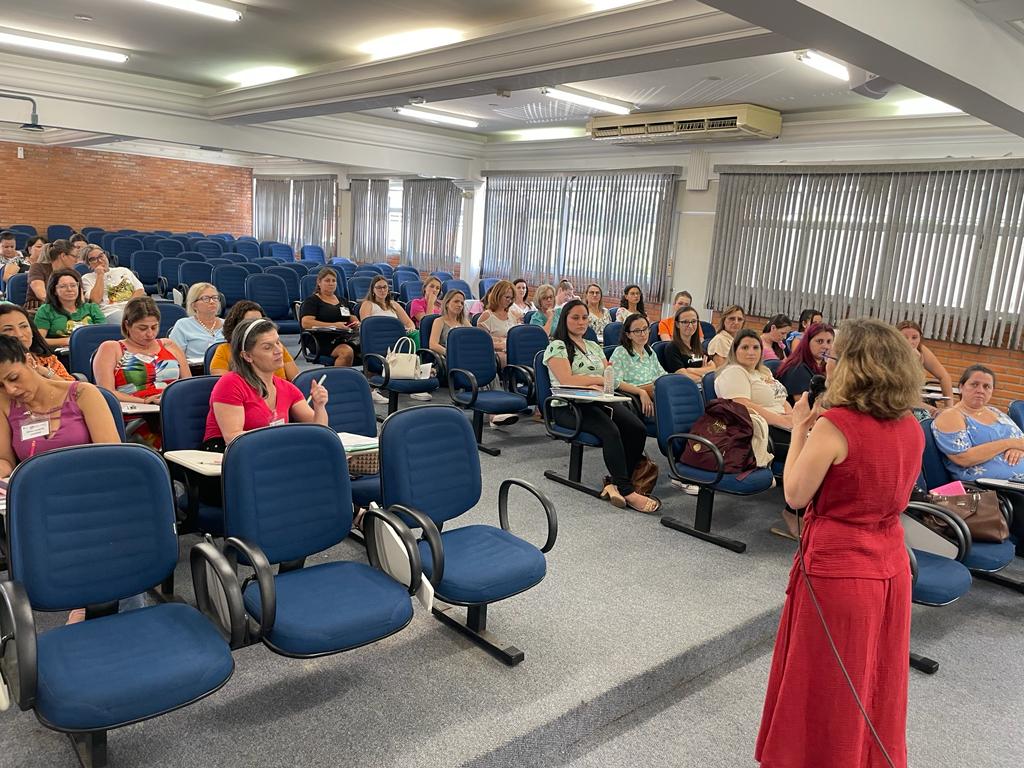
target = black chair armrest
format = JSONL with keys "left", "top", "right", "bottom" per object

{"left": 498, "top": 478, "right": 558, "bottom": 553}
{"left": 386, "top": 504, "right": 444, "bottom": 587}
{"left": 906, "top": 545, "right": 918, "bottom": 587}
{"left": 903, "top": 501, "right": 971, "bottom": 561}
{"left": 0, "top": 580, "right": 37, "bottom": 710}
{"left": 666, "top": 432, "right": 725, "bottom": 486}
{"left": 189, "top": 537, "right": 246, "bottom": 649}
{"left": 71, "top": 372, "right": 88, "bottom": 382}
{"left": 363, "top": 507, "right": 423, "bottom": 597}
{"left": 223, "top": 537, "right": 276, "bottom": 637}
{"left": 292, "top": 300, "right": 302, "bottom": 322}
{"left": 504, "top": 365, "right": 535, "bottom": 400}
{"left": 542, "top": 396, "right": 583, "bottom": 442}
{"left": 363, "top": 352, "right": 391, "bottom": 388}
{"left": 175, "top": 283, "right": 189, "bottom": 305}
{"left": 417, "top": 348, "right": 440, "bottom": 367}
{"left": 448, "top": 368, "right": 480, "bottom": 408}
{"left": 157, "top": 276, "right": 168, "bottom": 296}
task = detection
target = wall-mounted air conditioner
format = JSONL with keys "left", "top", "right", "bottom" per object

{"left": 588, "top": 104, "right": 781, "bottom": 144}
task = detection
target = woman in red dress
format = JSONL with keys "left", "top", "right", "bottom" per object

{"left": 756, "top": 318, "right": 924, "bottom": 768}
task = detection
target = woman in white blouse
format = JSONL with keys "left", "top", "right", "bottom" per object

{"left": 707, "top": 304, "right": 745, "bottom": 369}
{"left": 509, "top": 278, "right": 534, "bottom": 324}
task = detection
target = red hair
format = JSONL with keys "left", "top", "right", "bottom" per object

{"left": 776, "top": 322, "right": 834, "bottom": 379}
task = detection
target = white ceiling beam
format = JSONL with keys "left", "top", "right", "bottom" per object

{"left": 700, "top": 0, "right": 1024, "bottom": 138}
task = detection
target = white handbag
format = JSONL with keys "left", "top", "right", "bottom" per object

{"left": 385, "top": 336, "right": 419, "bottom": 379}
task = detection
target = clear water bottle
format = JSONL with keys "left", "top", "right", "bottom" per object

{"left": 603, "top": 364, "right": 615, "bottom": 395}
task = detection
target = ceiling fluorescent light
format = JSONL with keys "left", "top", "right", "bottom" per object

{"left": 795, "top": 50, "right": 849, "bottom": 81}
{"left": 896, "top": 97, "right": 962, "bottom": 116}
{"left": 393, "top": 106, "right": 479, "bottom": 129}
{"left": 540, "top": 86, "right": 632, "bottom": 115}
{"left": 507, "top": 127, "right": 586, "bottom": 142}
{"left": 144, "top": 0, "right": 242, "bottom": 22}
{"left": 358, "top": 28, "right": 464, "bottom": 60}
{"left": 590, "top": 0, "right": 646, "bottom": 9}
{"left": 0, "top": 31, "right": 128, "bottom": 63}
{"left": 227, "top": 66, "right": 297, "bottom": 86}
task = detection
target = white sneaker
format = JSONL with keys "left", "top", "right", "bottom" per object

{"left": 490, "top": 413, "right": 519, "bottom": 427}
{"left": 371, "top": 390, "right": 389, "bottom": 404}
{"left": 671, "top": 479, "right": 700, "bottom": 495}
{"left": 410, "top": 392, "right": 432, "bottom": 401}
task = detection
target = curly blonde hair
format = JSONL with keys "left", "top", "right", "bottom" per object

{"left": 825, "top": 318, "right": 922, "bottom": 419}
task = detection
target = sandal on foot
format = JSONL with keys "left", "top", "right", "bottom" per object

{"left": 627, "top": 495, "right": 662, "bottom": 514}
{"left": 769, "top": 526, "right": 798, "bottom": 542}
{"left": 600, "top": 484, "right": 627, "bottom": 509}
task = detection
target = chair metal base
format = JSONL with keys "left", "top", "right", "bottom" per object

{"left": 432, "top": 603, "right": 525, "bottom": 666}
{"left": 543, "top": 442, "right": 603, "bottom": 498}
{"left": 472, "top": 410, "right": 500, "bottom": 456}
{"left": 974, "top": 569, "right": 1024, "bottom": 594}
{"left": 910, "top": 651, "right": 939, "bottom": 674}
{"left": 69, "top": 730, "right": 107, "bottom": 768}
{"left": 660, "top": 487, "right": 747, "bottom": 554}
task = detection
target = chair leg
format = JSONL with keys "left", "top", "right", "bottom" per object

{"left": 973, "top": 569, "right": 1024, "bottom": 594}
{"left": 543, "top": 443, "right": 602, "bottom": 498}
{"left": 69, "top": 730, "right": 108, "bottom": 768}
{"left": 660, "top": 487, "right": 747, "bottom": 554}
{"left": 472, "top": 411, "right": 500, "bottom": 456}
{"left": 432, "top": 603, "right": 525, "bottom": 666}
{"left": 910, "top": 651, "right": 939, "bottom": 674}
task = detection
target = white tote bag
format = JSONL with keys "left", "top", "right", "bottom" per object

{"left": 386, "top": 336, "right": 419, "bottom": 379}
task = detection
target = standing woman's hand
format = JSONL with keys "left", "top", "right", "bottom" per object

{"left": 791, "top": 392, "right": 821, "bottom": 434}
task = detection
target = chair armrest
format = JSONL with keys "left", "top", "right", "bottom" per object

{"left": 223, "top": 537, "right": 276, "bottom": 637}
{"left": 189, "top": 538, "right": 246, "bottom": 649}
{"left": 0, "top": 580, "right": 37, "bottom": 710}
{"left": 417, "top": 348, "right": 439, "bottom": 367}
{"left": 666, "top": 432, "right": 725, "bottom": 486}
{"left": 906, "top": 545, "right": 918, "bottom": 587}
{"left": 175, "top": 284, "right": 188, "bottom": 305}
{"left": 903, "top": 501, "right": 971, "bottom": 561}
{"left": 498, "top": 478, "right": 558, "bottom": 553}
{"left": 448, "top": 368, "right": 480, "bottom": 408}
{"left": 542, "top": 396, "right": 583, "bottom": 442}
{"left": 386, "top": 504, "right": 444, "bottom": 587}
{"left": 363, "top": 507, "right": 423, "bottom": 597}
{"left": 363, "top": 353, "right": 391, "bottom": 388}
{"left": 292, "top": 300, "right": 302, "bottom": 322}
{"left": 157, "top": 276, "right": 168, "bottom": 296}
{"left": 71, "top": 372, "right": 88, "bottom": 382}
{"left": 504, "top": 365, "right": 535, "bottom": 400}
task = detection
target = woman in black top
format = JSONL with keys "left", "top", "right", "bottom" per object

{"left": 663, "top": 306, "right": 716, "bottom": 383}
{"left": 298, "top": 267, "right": 358, "bottom": 367}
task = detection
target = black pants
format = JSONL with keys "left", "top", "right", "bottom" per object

{"left": 553, "top": 402, "right": 647, "bottom": 495}
{"left": 769, "top": 425, "right": 791, "bottom": 465}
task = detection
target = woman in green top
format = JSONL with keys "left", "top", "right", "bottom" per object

{"left": 543, "top": 299, "right": 658, "bottom": 513}
{"left": 530, "top": 283, "right": 561, "bottom": 336}
{"left": 35, "top": 268, "right": 106, "bottom": 347}
{"left": 610, "top": 312, "right": 666, "bottom": 418}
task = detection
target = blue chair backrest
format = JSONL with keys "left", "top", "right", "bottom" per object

{"left": 446, "top": 327, "right": 497, "bottom": 390}
{"left": 918, "top": 418, "right": 952, "bottom": 490}
{"left": 700, "top": 321, "right": 716, "bottom": 341}
{"left": 73, "top": 262, "right": 90, "bottom": 276}
{"left": 223, "top": 424, "right": 353, "bottom": 564}
{"left": 142, "top": 234, "right": 163, "bottom": 250}
{"left": 506, "top": 324, "right": 549, "bottom": 369}
{"left": 157, "top": 303, "right": 188, "bottom": 338}
{"left": 252, "top": 257, "right": 278, "bottom": 270}
{"left": 97, "top": 387, "right": 128, "bottom": 442}
{"left": 393, "top": 270, "right": 419, "bottom": 293}
{"left": 185, "top": 231, "right": 205, "bottom": 238}
{"left": 294, "top": 368, "right": 376, "bottom": 436}
{"left": 653, "top": 341, "right": 670, "bottom": 370}
{"left": 158, "top": 257, "right": 184, "bottom": 288}
{"left": 160, "top": 376, "right": 218, "bottom": 451}
{"left": 360, "top": 316, "right": 407, "bottom": 375}
{"left": 764, "top": 358, "right": 781, "bottom": 377}
{"left": 47, "top": 225, "right": 74, "bottom": 241}
{"left": 5, "top": 273, "right": 28, "bottom": 305}
{"left": 348, "top": 276, "right": 374, "bottom": 302}
{"left": 431, "top": 270, "right": 454, "bottom": 282}
{"left": 334, "top": 262, "right": 357, "bottom": 284}
{"left": 217, "top": 251, "right": 246, "bottom": 264}
{"left": 332, "top": 257, "right": 355, "bottom": 266}
{"left": 8, "top": 444, "right": 178, "bottom": 609}
{"left": 648, "top": 324, "right": 660, "bottom": 347}
{"left": 235, "top": 240, "right": 261, "bottom": 261}
{"left": 178, "top": 250, "right": 206, "bottom": 263}
{"left": 265, "top": 266, "right": 301, "bottom": 303}
{"left": 469, "top": 313, "right": 480, "bottom": 326}
{"left": 583, "top": 327, "right": 598, "bottom": 343}
{"left": 101, "top": 232, "right": 119, "bottom": 253}
{"left": 1009, "top": 400, "right": 1024, "bottom": 431}
{"left": 259, "top": 240, "right": 281, "bottom": 259}
{"left": 300, "top": 245, "right": 326, "bottom": 263}
{"left": 523, "top": 310, "right": 535, "bottom": 326}
{"left": 152, "top": 230, "right": 172, "bottom": 237}
{"left": 442, "top": 279, "right": 474, "bottom": 300}
{"left": 154, "top": 238, "right": 185, "bottom": 258}
{"left": 179, "top": 261, "right": 214, "bottom": 290}
{"left": 237, "top": 262, "right": 262, "bottom": 276}
{"left": 278, "top": 261, "right": 310, "bottom": 277}
{"left": 111, "top": 236, "right": 143, "bottom": 266}
{"left": 68, "top": 325, "right": 122, "bottom": 380}
{"left": 354, "top": 266, "right": 382, "bottom": 278}
{"left": 245, "top": 273, "right": 291, "bottom": 321}
{"left": 419, "top": 313, "right": 438, "bottom": 344}
{"left": 654, "top": 375, "right": 706, "bottom": 459}
{"left": 188, "top": 239, "right": 222, "bottom": 257}
{"left": 268, "top": 243, "right": 293, "bottom": 262}
{"left": 81, "top": 226, "right": 103, "bottom": 236}
{"left": 400, "top": 280, "right": 423, "bottom": 303}
{"left": 380, "top": 405, "right": 481, "bottom": 527}
{"left": 129, "top": 250, "right": 162, "bottom": 284}
{"left": 299, "top": 274, "right": 318, "bottom": 301}
{"left": 169, "top": 235, "right": 192, "bottom": 249}
{"left": 87, "top": 231, "right": 106, "bottom": 246}
{"left": 9, "top": 224, "right": 36, "bottom": 236}
{"left": 212, "top": 265, "right": 249, "bottom": 308}
{"left": 11, "top": 232, "right": 28, "bottom": 250}
{"left": 204, "top": 342, "right": 226, "bottom": 374}
{"left": 304, "top": 263, "right": 323, "bottom": 275}
{"left": 479, "top": 277, "right": 500, "bottom": 300}
{"left": 603, "top": 321, "right": 623, "bottom": 347}
{"left": 701, "top": 371, "right": 717, "bottom": 401}
{"left": 373, "top": 262, "right": 394, "bottom": 278}
{"left": 206, "top": 258, "right": 233, "bottom": 268}
{"left": 210, "top": 233, "right": 235, "bottom": 243}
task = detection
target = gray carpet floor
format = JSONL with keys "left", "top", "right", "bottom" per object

{"left": 2, "top": 337, "right": 1022, "bottom": 767}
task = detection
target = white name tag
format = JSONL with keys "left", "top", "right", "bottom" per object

{"left": 339, "top": 307, "right": 350, "bottom": 317}
{"left": 269, "top": 418, "right": 285, "bottom": 427}
{"left": 20, "top": 420, "right": 50, "bottom": 441}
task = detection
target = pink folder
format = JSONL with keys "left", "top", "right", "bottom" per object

{"left": 930, "top": 480, "right": 966, "bottom": 495}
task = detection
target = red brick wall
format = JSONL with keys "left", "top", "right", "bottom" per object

{"left": 0, "top": 142, "right": 252, "bottom": 235}
{"left": 712, "top": 311, "right": 1024, "bottom": 410}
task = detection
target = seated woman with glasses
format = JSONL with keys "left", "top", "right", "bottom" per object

{"left": 210, "top": 301, "right": 299, "bottom": 380}
{"left": 610, "top": 312, "right": 666, "bottom": 418}
{"left": 775, "top": 322, "right": 834, "bottom": 402}
{"left": 80, "top": 245, "right": 145, "bottom": 324}
{"left": 543, "top": 299, "right": 659, "bottom": 514}
{"left": 359, "top": 275, "right": 416, "bottom": 331}
{"left": 33, "top": 269, "right": 106, "bottom": 348}
{"left": 583, "top": 283, "right": 613, "bottom": 342}
{"left": 0, "top": 303, "right": 73, "bottom": 380}
{"left": 707, "top": 304, "right": 745, "bottom": 368}
{"left": 614, "top": 284, "right": 646, "bottom": 323}
{"left": 530, "top": 283, "right": 561, "bottom": 336}
{"left": 168, "top": 282, "right": 226, "bottom": 361}
{"left": 664, "top": 306, "right": 716, "bottom": 382}
{"left": 25, "top": 240, "right": 79, "bottom": 315}
{"left": 298, "top": 267, "right": 358, "bottom": 367}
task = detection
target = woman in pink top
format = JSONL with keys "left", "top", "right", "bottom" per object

{"left": 409, "top": 275, "right": 443, "bottom": 325}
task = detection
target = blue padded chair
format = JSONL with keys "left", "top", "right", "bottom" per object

{"left": 152, "top": 230, "right": 172, "bottom": 237}
{"left": 258, "top": 240, "right": 281, "bottom": 259}
{"left": 157, "top": 257, "right": 185, "bottom": 298}
{"left": 244, "top": 273, "right": 300, "bottom": 334}
{"left": 505, "top": 324, "right": 549, "bottom": 406}
{"left": 5, "top": 273, "right": 28, "bottom": 305}
{"left": 97, "top": 387, "right": 128, "bottom": 442}
{"left": 380, "top": 404, "right": 556, "bottom": 666}
{"left": 335, "top": 261, "right": 357, "bottom": 284}
{"left": 87, "top": 231, "right": 106, "bottom": 246}
{"left": 184, "top": 231, "right": 205, "bottom": 238}
{"left": 648, "top": 323, "right": 661, "bottom": 347}
{"left": 583, "top": 327, "right": 598, "bottom": 343}
{"left": 764, "top": 358, "right": 781, "bottom": 377}
{"left": 653, "top": 341, "right": 671, "bottom": 370}
{"left": 469, "top": 313, "right": 480, "bottom": 327}
{"left": 73, "top": 262, "right": 90, "bottom": 277}
{"left": 80, "top": 226, "right": 103, "bottom": 237}
{"left": 110, "top": 236, "right": 142, "bottom": 267}
{"left": 177, "top": 261, "right": 214, "bottom": 299}
{"left": 191, "top": 239, "right": 224, "bottom": 258}
{"left": 160, "top": 376, "right": 223, "bottom": 534}
{"left": 206, "top": 258, "right": 233, "bottom": 269}
{"left": 268, "top": 243, "right": 294, "bottom": 262}
{"left": 217, "top": 251, "right": 246, "bottom": 264}
{"left": 522, "top": 310, "right": 536, "bottom": 326}
{"left": 442, "top": 278, "right": 474, "bottom": 300}
{"left": 8, "top": 224, "right": 36, "bottom": 235}
{"left": 393, "top": 269, "right": 419, "bottom": 294}
{"left": 237, "top": 262, "right": 262, "bottom": 276}
{"left": 177, "top": 250, "right": 206, "bottom": 263}
{"left": 354, "top": 266, "right": 383, "bottom": 278}
{"left": 212, "top": 265, "right": 249, "bottom": 309}
{"left": 0, "top": 444, "right": 234, "bottom": 767}
{"left": 373, "top": 262, "right": 394, "bottom": 278}
{"left": 157, "top": 302, "right": 188, "bottom": 339}
{"left": 431, "top": 270, "right": 454, "bottom": 282}
{"left": 47, "top": 224, "right": 74, "bottom": 241}
{"left": 265, "top": 265, "right": 302, "bottom": 305}
{"left": 209, "top": 233, "right": 235, "bottom": 244}
{"left": 235, "top": 240, "right": 261, "bottom": 261}
{"left": 303, "top": 263, "right": 323, "bottom": 274}
{"left": 331, "top": 257, "right": 355, "bottom": 266}
{"left": 446, "top": 327, "right": 528, "bottom": 456}
{"left": 154, "top": 238, "right": 185, "bottom": 259}
{"left": 655, "top": 375, "right": 775, "bottom": 553}
{"left": 918, "top": 418, "right": 1020, "bottom": 591}
{"left": 142, "top": 234, "right": 163, "bottom": 251}
{"left": 68, "top": 324, "right": 122, "bottom": 381}
{"left": 478, "top": 277, "right": 500, "bottom": 301}
{"left": 117, "top": 229, "right": 140, "bottom": 235}
{"left": 252, "top": 257, "right": 279, "bottom": 271}
{"left": 603, "top": 321, "right": 623, "bottom": 347}
{"left": 348, "top": 275, "right": 374, "bottom": 304}
{"left": 701, "top": 371, "right": 717, "bottom": 401}
{"left": 203, "top": 342, "right": 226, "bottom": 374}
{"left": 129, "top": 250, "right": 161, "bottom": 294}
{"left": 300, "top": 245, "right": 326, "bottom": 263}
{"left": 700, "top": 321, "right": 716, "bottom": 340}
{"left": 360, "top": 316, "right": 438, "bottom": 415}
{"left": 298, "top": 274, "right": 318, "bottom": 302}
{"left": 1009, "top": 400, "right": 1024, "bottom": 431}
{"left": 400, "top": 280, "right": 423, "bottom": 304}
{"left": 11, "top": 232, "right": 28, "bottom": 251}
{"left": 210, "top": 424, "right": 419, "bottom": 657}
{"left": 294, "top": 369, "right": 381, "bottom": 509}
{"left": 99, "top": 232, "right": 118, "bottom": 252}
{"left": 276, "top": 261, "right": 310, "bottom": 279}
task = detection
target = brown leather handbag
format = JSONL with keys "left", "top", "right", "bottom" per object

{"left": 927, "top": 489, "right": 1009, "bottom": 543}
{"left": 630, "top": 454, "right": 659, "bottom": 496}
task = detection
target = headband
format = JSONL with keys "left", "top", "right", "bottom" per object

{"left": 240, "top": 318, "right": 272, "bottom": 349}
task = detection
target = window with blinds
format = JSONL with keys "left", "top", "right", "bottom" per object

{"left": 482, "top": 169, "right": 679, "bottom": 302}
{"left": 254, "top": 176, "right": 338, "bottom": 255}
{"left": 706, "top": 162, "right": 1024, "bottom": 348}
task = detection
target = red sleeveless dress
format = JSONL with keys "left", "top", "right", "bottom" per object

{"left": 756, "top": 407, "right": 923, "bottom": 768}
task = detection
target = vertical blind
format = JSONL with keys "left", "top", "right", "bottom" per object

{"left": 254, "top": 178, "right": 290, "bottom": 243}
{"left": 482, "top": 169, "right": 678, "bottom": 301}
{"left": 402, "top": 178, "right": 463, "bottom": 273}
{"left": 253, "top": 176, "right": 337, "bottom": 255}
{"left": 350, "top": 178, "right": 389, "bottom": 262}
{"left": 707, "top": 162, "right": 1024, "bottom": 348}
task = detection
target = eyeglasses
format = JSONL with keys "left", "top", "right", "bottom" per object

{"left": 679, "top": 319, "right": 699, "bottom": 326}
{"left": 86, "top": 254, "right": 106, "bottom": 263}
{"left": 627, "top": 327, "right": 649, "bottom": 336}
{"left": 194, "top": 296, "right": 220, "bottom": 304}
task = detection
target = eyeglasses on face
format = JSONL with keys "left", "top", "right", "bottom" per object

{"left": 627, "top": 327, "right": 649, "bottom": 335}
{"left": 679, "top": 319, "right": 699, "bottom": 326}
{"left": 194, "top": 296, "right": 220, "bottom": 304}
{"left": 86, "top": 253, "right": 106, "bottom": 263}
